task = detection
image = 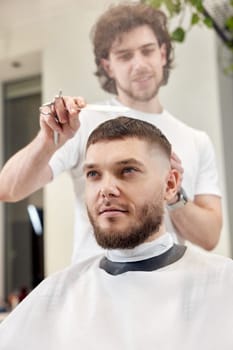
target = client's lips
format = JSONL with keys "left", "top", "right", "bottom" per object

{"left": 99, "top": 207, "right": 128, "bottom": 216}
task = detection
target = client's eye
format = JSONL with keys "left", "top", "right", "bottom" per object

{"left": 86, "top": 170, "right": 99, "bottom": 178}
{"left": 122, "top": 167, "right": 137, "bottom": 174}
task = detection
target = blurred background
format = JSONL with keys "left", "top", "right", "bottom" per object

{"left": 0, "top": 0, "right": 233, "bottom": 309}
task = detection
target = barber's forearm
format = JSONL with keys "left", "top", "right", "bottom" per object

{"left": 169, "top": 199, "right": 222, "bottom": 250}
{"left": 0, "top": 131, "right": 55, "bottom": 202}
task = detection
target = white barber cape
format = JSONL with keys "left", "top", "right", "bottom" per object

{"left": 1, "top": 233, "right": 233, "bottom": 350}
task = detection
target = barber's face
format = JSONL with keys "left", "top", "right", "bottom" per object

{"left": 84, "top": 138, "right": 174, "bottom": 249}
{"left": 101, "top": 25, "right": 167, "bottom": 104}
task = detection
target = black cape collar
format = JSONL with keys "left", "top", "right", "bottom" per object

{"left": 99, "top": 244, "right": 187, "bottom": 275}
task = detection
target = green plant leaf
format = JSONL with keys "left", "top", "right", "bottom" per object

{"left": 224, "top": 63, "right": 233, "bottom": 75}
{"left": 203, "top": 17, "right": 213, "bottom": 28}
{"left": 172, "top": 0, "right": 182, "bottom": 14}
{"left": 193, "top": 0, "right": 204, "bottom": 12}
{"left": 191, "top": 13, "right": 200, "bottom": 25}
{"left": 225, "top": 16, "right": 233, "bottom": 32}
{"left": 143, "top": 0, "right": 163, "bottom": 8}
{"left": 163, "top": 0, "right": 177, "bottom": 15}
{"left": 171, "top": 27, "right": 186, "bottom": 42}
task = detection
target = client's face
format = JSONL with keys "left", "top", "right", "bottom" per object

{"left": 84, "top": 138, "right": 168, "bottom": 249}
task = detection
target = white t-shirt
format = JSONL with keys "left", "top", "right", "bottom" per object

{"left": 0, "top": 236, "right": 232, "bottom": 350}
{"left": 49, "top": 98, "right": 221, "bottom": 262}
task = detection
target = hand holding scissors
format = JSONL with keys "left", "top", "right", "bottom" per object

{"left": 39, "top": 90, "right": 85, "bottom": 145}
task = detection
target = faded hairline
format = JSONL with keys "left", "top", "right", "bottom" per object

{"left": 85, "top": 116, "right": 172, "bottom": 161}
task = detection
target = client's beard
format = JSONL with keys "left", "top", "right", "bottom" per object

{"left": 87, "top": 200, "right": 164, "bottom": 250}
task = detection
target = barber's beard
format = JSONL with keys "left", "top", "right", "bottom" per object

{"left": 87, "top": 198, "right": 164, "bottom": 250}
{"left": 116, "top": 73, "right": 163, "bottom": 103}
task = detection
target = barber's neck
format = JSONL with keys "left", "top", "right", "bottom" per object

{"left": 117, "top": 93, "right": 163, "bottom": 114}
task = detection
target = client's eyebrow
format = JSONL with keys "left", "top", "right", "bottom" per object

{"left": 115, "top": 158, "right": 144, "bottom": 167}
{"left": 83, "top": 163, "right": 98, "bottom": 172}
{"left": 83, "top": 158, "right": 144, "bottom": 172}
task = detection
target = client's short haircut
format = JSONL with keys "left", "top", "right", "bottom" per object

{"left": 86, "top": 116, "right": 171, "bottom": 159}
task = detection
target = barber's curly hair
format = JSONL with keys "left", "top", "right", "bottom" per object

{"left": 90, "top": 2, "right": 174, "bottom": 95}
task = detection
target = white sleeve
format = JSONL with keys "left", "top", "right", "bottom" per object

{"left": 49, "top": 131, "right": 82, "bottom": 179}
{"left": 195, "top": 131, "right": 221, "bottom": 197}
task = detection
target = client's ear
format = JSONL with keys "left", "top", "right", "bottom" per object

{"left": 164, "top": 169, "right": 180, "bottom": 202}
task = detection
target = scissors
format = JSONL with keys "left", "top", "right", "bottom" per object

{"left": 39, "top": 90, "right": 63, "bottom": 145}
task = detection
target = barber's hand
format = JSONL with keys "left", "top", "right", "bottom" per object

{"left": 168, "top": 152, "right": 184, "bottom": 205}
{"left": 39, "top": 95, "right": 86, "bottom": 147}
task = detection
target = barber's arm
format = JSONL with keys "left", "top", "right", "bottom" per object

{"left": 0, "top": 95, "right": 84, "bottom": 202}
{"left": 167, "top": 151, "right": 222, "bottom": 250}
{"left": 0, "top": 134, "right": 54, "bottom": 202}
{"left": 168, "top": 193, "right": 222, "bottom": 250}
